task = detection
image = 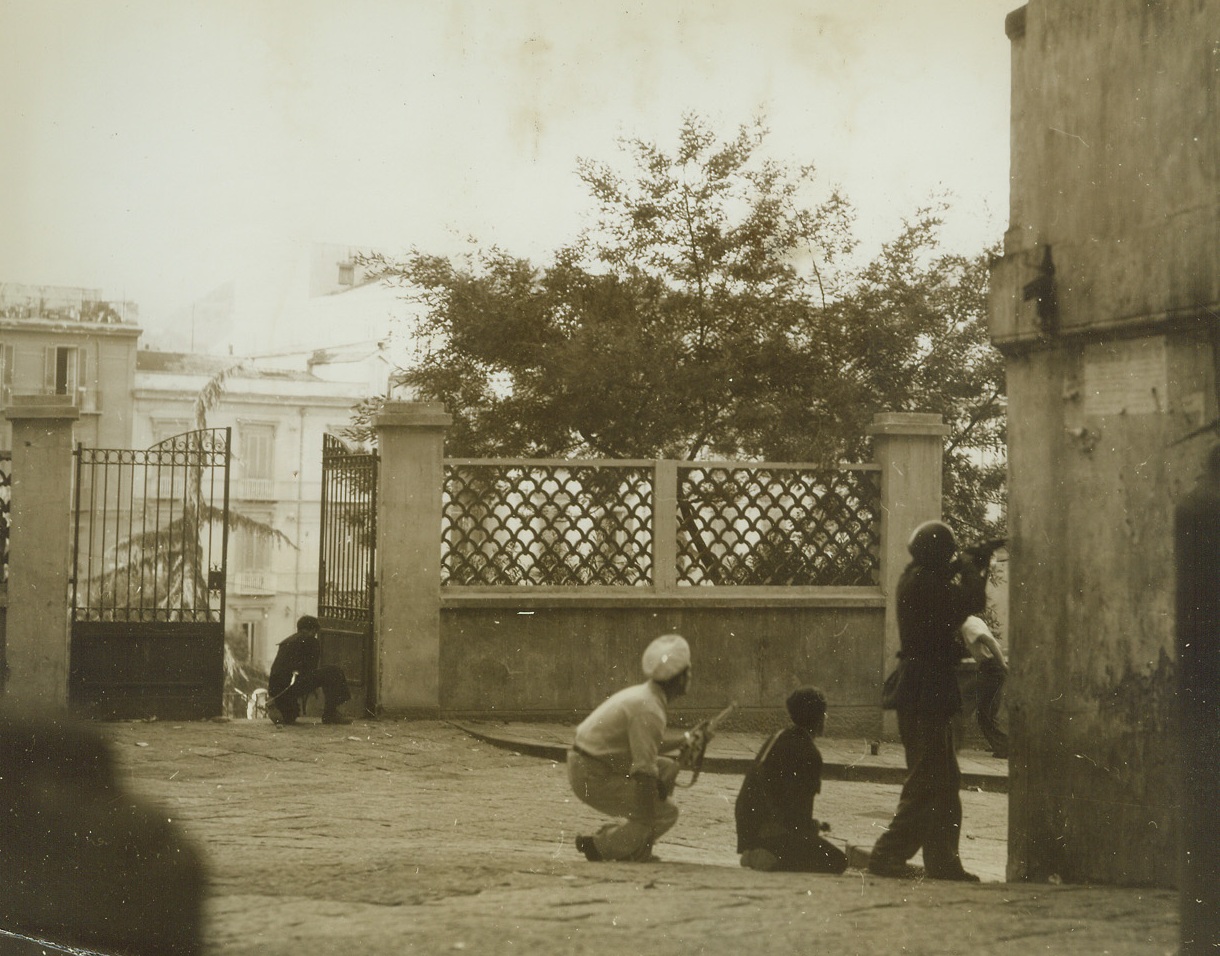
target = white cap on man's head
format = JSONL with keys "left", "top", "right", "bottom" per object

{"left": 642, "top": 634, "right": 690, "bottom": 681}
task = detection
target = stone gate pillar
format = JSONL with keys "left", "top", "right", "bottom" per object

{"left": 373, "top": 401, "right": 451, "bottom": 715}
{"left": 3, "top": 396, "right": 79, "bottom": 708}
{"left": 868, "top": 412, "right": 949, "bottom": 734}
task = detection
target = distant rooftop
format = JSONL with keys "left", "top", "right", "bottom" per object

{"left": 136, "top": 350, "right": 317, "bottom": 382}
{"left": 0, "top": 282, "right": 139, "bottom": 326}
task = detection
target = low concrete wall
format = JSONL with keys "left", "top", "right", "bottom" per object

{"left": 439, "top": 590, "right": 886, "bottom": 738}
{"left": 376, "top": 405, "right": 950, "bottom": 735}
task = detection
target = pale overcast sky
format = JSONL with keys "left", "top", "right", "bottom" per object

{"left": 0, "top": 0, "right": 1017, "bottom": 338}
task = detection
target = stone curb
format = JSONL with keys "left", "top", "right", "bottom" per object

{"left": 450, "top": 721, "right": 1009, "bottom": 794}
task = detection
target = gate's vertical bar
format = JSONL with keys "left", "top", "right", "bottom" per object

{"left": 335, "top": 454, "right": 347, "bottom": 612}
{"left": 204, "top": 430, "right": 216, "bottom": 622}
{"left": 185, "top": 434, "right": 197, "bottom": 621}
{"left": 139, "top": 446, "right": 150, "bottom": 620}
{"left": 84, "top": 448, "right": 97, "bottom": 615}
{"left": 152, "top": 440, "right": 163, "bottom": 616}
{"left": 219, "top": 427, "right": 230, "bottom": 625}
{"left": 175, "top": 436, "right": 185, "bottom": 619}
{"left": 125, "top": 448, "right": 136, "bottom": 619}
{"left": 332, "top": 452, "right": 343, "bottom": 613}
{"left": 184, "top": 436, "right": 193, "bottom": 619}
{"left": 167, "top": 439, "right": 177, "bottom": 620}
{"left": 70, "top": 443, "right": 84, "bottom": 619}
{"left": 342, "top": 456, "right": 354, "bottom": 612}
{"left": 101, "top": 449, "right": 113, "bottom": 620}
{"left": 317, "top": 437, "right": 332, "bottom": 616}
{"left": 365, "top": 450, "right": 379, "bottom": 713}
{"left": 201, "top": 432, "right": 211, "bottom": 623}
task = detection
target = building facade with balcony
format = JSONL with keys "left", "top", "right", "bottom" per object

{"left": 4, "top": 255, "right": 405, "bottom": 674}
{"left": 0, "top": 283, "right": 141, "bottom": 450}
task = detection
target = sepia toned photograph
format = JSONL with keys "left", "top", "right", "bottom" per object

{"left": 0, "top": 1, "right": 1214, "bottom": 953}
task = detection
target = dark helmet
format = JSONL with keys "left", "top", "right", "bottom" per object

{"left": 907, "top": 520, "right": 957, "bottom": 569}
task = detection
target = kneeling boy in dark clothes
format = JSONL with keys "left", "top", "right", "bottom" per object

{"left": 735, "top": 686, "right": 848, "bottom": 873}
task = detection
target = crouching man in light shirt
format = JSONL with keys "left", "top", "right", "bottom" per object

{"left": 568, "top": 634, "right": 692, "bottom": 862}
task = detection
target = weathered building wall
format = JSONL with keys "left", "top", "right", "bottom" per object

{"left": 990, "top": 0, "right": 1220, "bottom": 886}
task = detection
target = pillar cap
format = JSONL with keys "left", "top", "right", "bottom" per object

{"left": 3, "top": 394, "right": 80, "bottom": 422}
{"left": 374, "top": 400, "right": 452, "bottom": 429}
{"left": 867, "top": 412, "right": 950, "bottom": 437}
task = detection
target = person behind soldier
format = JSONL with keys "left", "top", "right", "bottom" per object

{"left": 567, "top": 633, "right": 692, "bottom": 863}
{"left": 867, "top": 520, "right": 989, "bottom": 882}
{"left": 735, "top": 686, "right": 848, "bottom": 874}
{"left": 961, "top": 615, "right": 1009, "bottom": 758}
{"left": 266, "top": 615, "right": 353, "bottom": 726}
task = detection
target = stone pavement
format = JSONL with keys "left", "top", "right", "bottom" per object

{"left": 456, "top": 719, "right": 1011, "bottom": 881}
{"left": 16, "top": 715, "right": 1178, "bottom": 956}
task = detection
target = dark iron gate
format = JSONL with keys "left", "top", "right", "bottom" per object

{"left": 0, "top": 451, "right": 10, "bottom": 685}
{"left": 318, "top": 434, "right": 378, "bottom": 716}
{"left": 70, "top": 428, "right": 230, "bottom": 719}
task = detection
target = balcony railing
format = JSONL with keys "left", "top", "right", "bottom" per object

{"left": 230, "top": 570, "right": 276, "bottom": 596}
{"left": 233, "top": 478, "right": 275, "bottom": 500}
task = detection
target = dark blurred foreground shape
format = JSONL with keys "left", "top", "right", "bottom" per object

{"left": 0, "top": 706, "right": 205, "bottom": 956}
{"left": 1175, "top": 449, "right": 1220, "bottom": 954}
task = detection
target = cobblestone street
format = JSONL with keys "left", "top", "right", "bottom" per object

{"left": 56, "top": 716, "right": 1178, "bottom": 956}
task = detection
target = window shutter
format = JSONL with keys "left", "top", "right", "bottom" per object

{"left": 67, "top": 347, "right": 80, "bottom": 395}
{"left": 0, "top": 344, "right": 12, "bottom": 403}
{"left": 44, "top": 346, "right": 56, "bottom": 394}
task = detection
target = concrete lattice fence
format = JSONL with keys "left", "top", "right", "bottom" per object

{"left": 441, "top": 460, "right": 881, "bottom": 590}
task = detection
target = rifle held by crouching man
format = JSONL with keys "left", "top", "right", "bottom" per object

{"left": 673, "top": 701, "right": 739, "bottom": 789}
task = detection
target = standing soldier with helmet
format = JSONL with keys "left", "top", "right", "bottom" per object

{"left": 868, "top": 520, "right": 990, "bottom": 881}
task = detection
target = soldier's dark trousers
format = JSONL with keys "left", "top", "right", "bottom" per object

{"left": 870, "top": 708, "right": 965, "bottom": 876}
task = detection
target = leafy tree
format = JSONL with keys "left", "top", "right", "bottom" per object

{"left": 358, "top": 115, "right": 1005, "bottom": 543}
{"left": 813, "top": 217, "right": 1006, "bottom": 538}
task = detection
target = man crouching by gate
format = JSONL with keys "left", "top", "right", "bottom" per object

{"left": 266, "top": 615, "right": 353, "bottom": 726}
{"left": 568, "top": 634, "right": 692, "bottom": 862}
